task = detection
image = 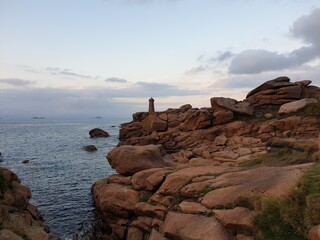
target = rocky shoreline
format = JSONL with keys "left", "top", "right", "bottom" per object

{"left": 0, "top": 167, "right": 57, "bottom": 240}
{"left": 91, "top": 76, "right": 320, "bottom": 240}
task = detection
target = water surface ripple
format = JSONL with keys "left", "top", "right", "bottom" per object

{"left": 0, "top": 118, "right": 126, "bottom": 239}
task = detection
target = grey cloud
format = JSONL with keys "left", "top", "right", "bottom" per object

{"left": 229, "top": 7, "right": 320, "bottom": 75}
{"left": 46, "top": 67, "right": 93, "bottom": 79}
{"left": 291, "top": 8, "right": 320, "bottom": 45}
{"left": 105, "top": 77, "right": 128, "bottom": 83}
{"left": 134, "top": 81, "right": 200, "bottom": 97}
{"left": 0, "top": 78, "right": 35, "bottom": 86}
{"left": 59, "top": 71, "right": 92, "bottom": 79}
{"left": 46, "top": 67, "right": 62, "bottom": 72}
{"left": 0, "top": 87, "right": 135, "bottom": 118}
{"left": 0, "top": 81, "right": 200, "bottom": 118}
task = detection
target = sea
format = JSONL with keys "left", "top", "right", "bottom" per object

{"left": 0, "top": 118, "right": 129, "bottom": 239}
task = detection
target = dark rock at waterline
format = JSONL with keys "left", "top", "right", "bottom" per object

{"left": 89, "top": 128, "right": 109, "bottom": 138}
{"left": 22, "top": 159, "right": 30, "bottom": 164}
{"left": 82, "top": 145, "right": 98, "bottom": 152}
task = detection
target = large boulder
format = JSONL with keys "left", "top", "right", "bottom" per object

{"left": 107, "top": 145, "right": 171, "bottom": 175}
{"left": 92, "top": 181, "right": 139, "bottom": 217}
{"left": 210, "top": 97, "right": 254, "bottom": 116}
{"left": 180, "top": 109, "right": 212, "bottom": 131}
{"left": 163, "top": 212, "right": 232, "bottom": 240}
{"left": 278, "top": 98, "right": 318, "bottom": 114}
{"left": 89, "top": 128, "right": 109, "bottom": 138}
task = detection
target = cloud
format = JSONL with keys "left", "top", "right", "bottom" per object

{"left": 229, "top": 7, "right": 320, "bottom": 75}
{"left": 214, "top": 51, "right": 234, "bottom": 62}
{"left": 0, "top": 80, "right": 201, "bottom": 118}
{"left": 133, "top": 81, "right": 200, "bottom": 97}
{"left": 0, "top": 78, "right": 35, "bottom": 86}
{"left": 185, "top": 65, "right": 207, "bottom": 75}
{"left": 46, "top": 67, "right": 94, "bottom": 79}
{"left": 291, "top": 8, "right": 320, "bottom": 45}
{"left": 105, "top": 77, "right": 128, "bottom": 83}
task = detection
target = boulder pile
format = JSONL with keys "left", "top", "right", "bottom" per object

{"left": 92, "top": 77, "right": 320, "bottom": 240}
{"left": 0, "top": 168, "right": 52, "bottom": 240}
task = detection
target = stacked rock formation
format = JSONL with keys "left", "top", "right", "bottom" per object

{"left": 0, "top": 168, "right": 51, "bottom": 240}
{"left": 92, "top": 77, "right": 320, "bottom": 240}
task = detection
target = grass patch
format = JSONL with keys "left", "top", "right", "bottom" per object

{"left": 201, "top": 187, "right": 213, "bottom": 196}
{"left": 0, "top": 172, "right": 9, "bottom": 196}
{"left": 225, "top": 196, "right": 260, "bottom": 211}
{"left": 254, "top": 164, "right": 320, "bottom": 240}
{"left": 239, "top": 138, "right": 319, "bottom": 167}
{"left": 139, "top": 192, "right": 153, "bottom": 202}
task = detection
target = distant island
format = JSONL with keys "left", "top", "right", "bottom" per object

{"left": 94, "top": 116, "right": 102, "bottom": 119}
{"left": 32, "top": 117, "right": 46, "bottom": 119}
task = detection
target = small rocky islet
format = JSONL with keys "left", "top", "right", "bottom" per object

{"left": 1, "top": 76, "right": 320, "bottom": 240}
{"left": 92, "top": 76, "right": 320, "bottom": 240}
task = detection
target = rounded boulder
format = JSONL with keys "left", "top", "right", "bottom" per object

{"left": 89, "top": 128, "right": 109, "bottom": 138}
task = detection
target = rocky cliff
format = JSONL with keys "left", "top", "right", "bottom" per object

{"left": 0, "top": 168, "right": 53, "bottom": 240}
{"left": 92, "top": 77, "right": 320, "bottom": 240}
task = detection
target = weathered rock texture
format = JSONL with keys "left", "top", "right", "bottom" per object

{"left": 0, "top": 168, "right": 50, "bottom": 240}
{"left": 92, "top": 76, "right": 320, "bottom": 240}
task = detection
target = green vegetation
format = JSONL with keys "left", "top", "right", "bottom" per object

{"left": 239, "top": 138, "right": 319, "bottom": 167}
{"left": 201, "top": 187, "right": 213, "bottom": 196}
{"left": 139, "top": 192, "right": 153, "bottom": 202}
{"left": 168, "top": 195, "right": 185, "bottom": 210}
{"left": 297, "top": 102, "right": 320, "bottom": 116}
{"left": 254, "top": 164, "right": 320, "bottom": 240}
{"left": 0, "top": 172, "right": 9, "bottom": 196}
{"left": 225, "top": 196, "right": 259, "bottom": 211}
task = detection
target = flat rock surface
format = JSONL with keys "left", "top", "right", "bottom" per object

{"left": 201, "top": 163, "right": 312, "bottom": 208}
{"left": 163, "top": 212, "right": 232, "bottom": 240}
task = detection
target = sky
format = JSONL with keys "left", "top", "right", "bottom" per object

{"left": 1, "top": 0, "right": 320, "bottom": 118}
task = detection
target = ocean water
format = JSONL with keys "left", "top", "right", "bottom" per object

{"left": 0, "top": 118, "right": 128, "bottom": 239}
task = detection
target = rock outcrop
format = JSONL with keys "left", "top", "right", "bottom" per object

{"left": 246, "top": 76, "right": 320, "bottom": 106}
{"left": 0, "top": 168, "right": 51, "bottom": 240}
{"left": 92, "top": 76, "right": 320, "bottom": 240}
{"left": 89, "top": 128, "right": 109, "bottom": 138}
{"left": 82, "top": 144, "right": 97, "bottom": 152}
